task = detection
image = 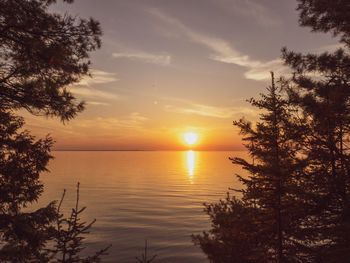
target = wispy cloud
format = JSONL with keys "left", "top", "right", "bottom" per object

{"left": 71, "top": 70, "right": 121, "bottom": 103}
{"left": 113, "top": 52, "right": 171, "bottom": 65}
{"left": 76, "top": 112, "right": 148, "bottom": 130}
{"left": 70, "top": 87, "right": 120, "bottom": 100}
{"left": 149, "top": 8, "right": 288, "bottom": 81}
{"left": 314, "top": 43, "right": 346, "bottom": 53}
{"left": 78, "top": 69, "right": 119, "bottom": 86}
{"left": 86, "top": 101, "right": 111, "bottom": 106}
{"left": 214, "top": 0, "right": 280, "bottom": 27}
{"left": 243, "top": 59, "right": 288, "bottom": 81}
{"left": 164, "top": 101, "right": 257, "bottom": 119}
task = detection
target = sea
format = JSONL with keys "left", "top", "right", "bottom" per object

{"left": 35, "top": 151, "right": 249, "bottom": 263}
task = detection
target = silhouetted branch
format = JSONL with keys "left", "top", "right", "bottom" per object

{"left": 53, "top": 183, "right": 111, "bottom": 262}
{"left": 136, "top": 240, "right": 157, "bottom": 263}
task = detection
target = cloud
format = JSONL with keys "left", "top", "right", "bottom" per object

{"left": 149, "top": 8, "right": 287, "bottom": 81}
{"left": 117, "top": 112, "right": 149, "bottom": 129}
{"left": 112, "top": 52, "right": 171, "bottom": 65}
{"left": 70, "top": 70, "right": 121, "bottom": 101}
{"left": 243, "top": 58, "right": 289, "bottom": 81}
{"left": 149, "top": 8, "right": 235, "bottom": 55}
{"left": 315, "top": 43, "right": 346, "bottom": 52}
{"left": 214, "top": 0, "right": 280, "bottom": 27}
{"left": 76, "top": 112, "right": 148, "bottom": 130}
{"left": 70, "top": 87, "right": 120, "bottom": 100}
{"left": 78, "top": 69, "right": 119, "bottom": 86}
{"left": 86, "top": 101, "right": 111, "bottom": 106}
{"left": 164, "top": 102, "right": 257, "bottom": 119}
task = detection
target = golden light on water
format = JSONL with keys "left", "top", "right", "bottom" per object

{"left": 184, "top": 132, "right": 198, "bottom": 145}
{"left": 187, "top": 150, "right": 195, "bottom": 179}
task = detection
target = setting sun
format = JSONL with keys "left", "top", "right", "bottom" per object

{"left": 184, "top": 132, "right": 198, "bottom": 145}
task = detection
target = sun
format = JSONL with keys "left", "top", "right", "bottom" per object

{"left": 184, "top": 132, "right": 198, "bottom": 145}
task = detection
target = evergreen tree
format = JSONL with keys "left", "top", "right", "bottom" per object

{"left": 135, "top": 240, "right": 157, "bottom": 263}
{"left": 53, "top": 183, "right": 111, "bottom": 262}
{"left": 297, "top": 0, "right": 350, "bottom": 47}
{"left": 232, "top": 73, "right": 309, "bottom": 262}
{"left": 279, "top": 1, "right": 350, "bottom": 260}
{"left": 192, "top": 194, "right": 269, "bottom": 263}
{"left": 194, "top": 73, "right": 308, "bottom": 262}
{"left": 0, "top": 0, "right": 101, "bottom": 121}
{"left": 196, "top": 1, "right": 350, "bottom": 262}
{"left": 0, "top": 0, "right": 104, "bottom": 261}
{"left": 0, "top": 110, "right": 56, "bottom": 261}
{"left": 282, "top": 46, "right": 350, "bottom": 262}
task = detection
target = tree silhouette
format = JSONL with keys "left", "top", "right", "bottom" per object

{"left": 192, "top": 194, "right": 268, "bottom": 263}
{"left": 0, "top": 0, "right": 104, "bottom": 261}
{"left": 231, "top": 73, "right": 310, "bottom": 262}
{"left": 0, "top": 111, "right": 56, "bottom": 261}
{"left": 197, "top": 2, "right": 350, "bottom": 262}
{"left": 297, "top": 0, "right": 350, "bottom": 47}
{"left": 53, "top": 183, "right": 111, "bottom": 262}
{"left": 279, "top": 1, "right": 350, "bottom": 261}
{"left": 135, "top": 240, "right": 157, "bottom": 263}
{"left": 0, "top": 0, "right": 101, "bottom": 121}
{"left": 282, "top": 42, "right": 350, "bottom": 263}
{"left": 194, "top": 73, "right": 309, "bottom": 262}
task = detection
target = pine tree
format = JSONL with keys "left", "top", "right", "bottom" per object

{"left": 192, "top": 194, "right": 269, "bottom": 263}
{"left": 0, "top": 110, "right": 56, "bottom": 262}
{"left": 196, "top": 1, "right": 350, "bottom": 262}
{"left": 135, "top": 240, "right": 157, "bottom": 263}
{"left": 279, "top": 1, "right": 350, "bottom": 260}
{"left": 52, "top": 183, "right": 111, "bottom": 262}
{"left": 297, "top": 0, "right": 350, "bottom": 47}
{"left": 232, "top": 73, "right": 309, "bottom": 262}
{"left": 0, "top": 0, "right": 104, "bottom": 261}
{"left": 0, "top": 0, "right": 101, "bottom": 121}
{"left": 194, "top": 73, "right": 308, "bottom": 262}
{"left": 282, "top": 46, "right": 350, "bottom": 262}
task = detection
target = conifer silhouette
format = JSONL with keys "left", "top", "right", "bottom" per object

{"left": 0, "top": 0, "right": 106, "bottom": 261}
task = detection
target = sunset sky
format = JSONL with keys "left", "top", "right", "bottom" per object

{"left": 24, "top": 0, "right": 341, "bottom": 150}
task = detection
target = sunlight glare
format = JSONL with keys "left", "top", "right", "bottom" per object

{"left": 187, "top": 150, "right": 195, "bottom": 178}
{"left": 184, "top": 132, "right": 198, "bottom": 145}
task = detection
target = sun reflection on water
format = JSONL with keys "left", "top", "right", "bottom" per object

{"left": 187, "top": 150, "right": 195, "bottom": 181}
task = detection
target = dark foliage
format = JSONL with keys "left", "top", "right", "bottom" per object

{"left": 280, "top": 3, "right": 350, "bottom": 261}
{"left": 192, "top": 194, "right": 269, "bottom": 263}
{"left": 231, "top": 73, "right": 310, "bottom": 263}
{"left": 282, "top": 45, "right": 350, "bottom": 262}
{"left": 52, "top": 183, "right": 111, "bottom": 263}
{"left": 0, "top": 0, "right": 105, "bottom": 261}
{"left": 194, "top": 74, "right": 309, "bottom": 262}
{"left": 297, "top": 0, "right": 350, "bottom": 46}
{"left": 197, "top": 2, "right": 350, "bottom": 263}
{"left": 135, "top": 240, "right": 157, "bottom": 263}
{"left": 0, "top": 0, "right": 101, "bottom": 121}
{"left": 0, "top": 110, "right": 57, "bottom": 262}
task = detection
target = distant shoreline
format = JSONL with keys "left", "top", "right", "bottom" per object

{"left": 52, "top": 149, "right": 246, "bottom": 152}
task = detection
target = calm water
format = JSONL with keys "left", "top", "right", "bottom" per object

{"left": 35, "top": 151, "right": 248, "bottom": 263}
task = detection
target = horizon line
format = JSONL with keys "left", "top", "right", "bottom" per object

{"left": 52, "top": 149, "right": 245, "bottom": 152}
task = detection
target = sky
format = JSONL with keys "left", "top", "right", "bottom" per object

{"left": 24, "top": 0, "right": 342, "bottom": 151}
